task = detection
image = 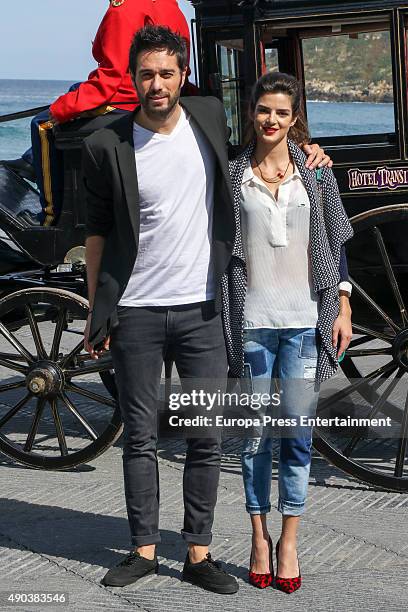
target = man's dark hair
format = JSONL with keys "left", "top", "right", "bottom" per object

{"left": 129, "top": 25, "right": 188, "bottom": 76}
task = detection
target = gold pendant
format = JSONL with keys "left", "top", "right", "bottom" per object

{"left": 111, "top": 0, "right": 125, "bottom": 7}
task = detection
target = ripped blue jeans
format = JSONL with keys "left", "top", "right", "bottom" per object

{"left": 241, "top": 328, "right": 320, "bottom": 516}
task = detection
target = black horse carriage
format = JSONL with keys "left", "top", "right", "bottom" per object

{"left": 0, "top": 112, "right": 124, "bottom": 471}
{"left": 0, "top": 0, "right": 408, "bottom": 491}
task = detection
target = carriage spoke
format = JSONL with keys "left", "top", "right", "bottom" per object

{"left": 351, "top": 324, "right": 394, "bottom": 342}
{"left": 64, "top": 356, "right": 113, "bottom": 378}
{"left": 374, "top": 227, "right": 408, "bottom": 327}
{"left": 0, "top": 380, "right": 25, "bottom": 393}
{"left": 59, "top": 392, "right": 98, "bottom": 441}
{"left": 318, "top": 361, "right": 397, "bottom": 413}
{"left": 0, "top": 393, "right": 32, "bottom": 429}
{"left": 346, "top": 347, "right": 393, "bottom": 358}
{"left": 348, "top": 336, "right": 380, "bottom": 349}
{"left": 0, "top": 357, "right": 28, "bottom": 374}
{"left": 65, "top": 329, "right": 86, "bottom": 336}
{"left": 60, "top": 338, "right": 85, "bottom": 369}
{"left": 394, "top": 381, "right": 408, "bottom": 477}
{"left": 0, "top": 352, "right": 26, "bottom": 361}
{"left": 343, "top": 369, "right": 403, "bottom": 457}
{"left": 25, "top": 305, "right": 47, "bottom": 360}
{"left": 49, "top": 399, "right": 68, "bottom": 456}
{"left": 24, "top": 397, "right": 46, "bottom": 452}
{"left": 0, "top": 321, "right": 35, "bottom": 363}
{"left": 66, "top": 382, "right": 117, "bottom": 408}
{"left": 50, "top": 308, "right": 67, "bottom": 362}
{"left": 349, "top": 276, "right": 401, "bottom": 333}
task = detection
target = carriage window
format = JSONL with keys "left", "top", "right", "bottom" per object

{"left": 302, "top": 27, "right": 395, "bottom": 138}
{"left": 215, "top": 40, "right": 243, "bottom": 145}
{"left": 404, "top": 16, "right": 408, "bottom": 104}
{"left": 264, "top": 47, "right": 279, "bottom": 72}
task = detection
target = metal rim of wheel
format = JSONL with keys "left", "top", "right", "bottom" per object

{"left": 0, "top": 287, "right": 122, "bottom": 470}
{"left": 313, "top": 204, "right": 408, "bottom": 491}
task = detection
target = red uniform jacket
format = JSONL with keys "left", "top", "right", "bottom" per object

{"left": 50, "top": 0, "right": 192, "bottom": 123}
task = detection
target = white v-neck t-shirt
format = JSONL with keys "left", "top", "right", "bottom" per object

{"left": 118, "top": 108, "right": 217, "bottom": 307}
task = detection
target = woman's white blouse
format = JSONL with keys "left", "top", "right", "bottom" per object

{"left": 240, "top": 159, "right": 320, "bottom": 329}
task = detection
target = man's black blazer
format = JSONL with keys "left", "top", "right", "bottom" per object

{"left": 82, "top": 96, "right": 235, "bottom": 345}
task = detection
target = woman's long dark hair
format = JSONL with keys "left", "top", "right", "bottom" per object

{"left": 244, "top": 71, "right": 310, "bottom": 147}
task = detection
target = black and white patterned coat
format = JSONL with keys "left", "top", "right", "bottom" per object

{"left": 221, "top": 139, "right": 354, "bottom": 384}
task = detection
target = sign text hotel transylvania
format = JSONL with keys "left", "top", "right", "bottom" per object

{"left": 348, "top": 166, "right": 408, "bottom": 191}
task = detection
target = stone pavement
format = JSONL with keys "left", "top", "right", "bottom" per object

{"left": 0, "top": 320, "right": 408, "bottom": 612}
{"left": 1, "top": 431, "right": 408, "bottom": 612}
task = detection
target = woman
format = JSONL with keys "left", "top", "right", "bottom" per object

{"left": 222, "top": 72, "right": 354, "bottom": 593}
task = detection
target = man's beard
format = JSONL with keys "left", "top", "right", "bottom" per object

{"left": 136, "top": 75, "right": 183, "bottom": 120}
{"left": 140, "top": 89, "right": 180, "bottom": 120}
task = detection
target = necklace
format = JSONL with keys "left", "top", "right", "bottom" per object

{"left": 253, "top": 154, "right": 291, "bottom": 184}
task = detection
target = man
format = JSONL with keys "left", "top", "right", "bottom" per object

{"left": 83, "top": 25, "right": 331, "bottom": 593}
{"left": 4, "top": 0, "right": 192, "bottom": 225}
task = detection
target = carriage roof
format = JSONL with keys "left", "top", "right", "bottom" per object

{"left": 190, "top": 0, "right": 408, "bottom": 17}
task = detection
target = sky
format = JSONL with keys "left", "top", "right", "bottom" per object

{"left": 0, "top": 0, "right": 195, "bottom": 80}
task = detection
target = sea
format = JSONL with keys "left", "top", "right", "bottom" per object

{"left": 0, "top": 79, "right": 396, "bottom": 159}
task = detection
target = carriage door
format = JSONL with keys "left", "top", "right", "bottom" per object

{"left": 402, "top": 10, "right": 408, "bottom": 157}
{"left": 201, "top": 31, "right": 245, "bottom": 145}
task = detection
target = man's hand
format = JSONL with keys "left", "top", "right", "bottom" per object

{"left": 303, "top": 143, "right": 333, "bottom": 170}
{"left": 84, "top": 313, "right": 110, "bottom": 360}
{"left": 332, "top": 297, "right": 352, "bottom": 359}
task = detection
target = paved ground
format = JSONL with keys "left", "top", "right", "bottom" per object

{"left": 2, "top": 432, "right": 408, "bottom": 611}
{"left": 1, "top": 319, "right": 408, "bottom": 611}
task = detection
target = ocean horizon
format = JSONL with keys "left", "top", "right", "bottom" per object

{"left": 0, "top": 79, "right": 396, "bottom": 160}
{"left": 0, "top": 79, "right": 75, "bottom": 159}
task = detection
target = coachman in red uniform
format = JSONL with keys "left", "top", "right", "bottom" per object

{"left": 6, "top": 0, "right": 193, "bottom": 225}
{"left": 51, "top": 0, "right": 193, "bottom": 123}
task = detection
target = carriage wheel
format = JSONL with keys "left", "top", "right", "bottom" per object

{"left": 313, "top": 204, "right": 408, "bottom": 491}
{"left": 0, "top": 287, "right": 122, "bottom": 470}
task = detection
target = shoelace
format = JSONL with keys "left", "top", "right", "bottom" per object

{"left": 120, "top": 552, "right": 141, "bottom": 566}
{"left": 204, "top": 553, "right": 226, "bottom": 574}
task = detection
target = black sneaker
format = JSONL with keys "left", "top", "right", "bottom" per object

{"left": 102, "top": 551, "right": 158, "bottom": 587}
{"left": 182, "top": 552, "right": 239, "bottom": 594}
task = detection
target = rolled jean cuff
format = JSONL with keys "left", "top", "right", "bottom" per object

{"left": 246, "top": 503, "right": 271, "bottom": 515}
{"left": 131, "top": 533, "right": 161, "bottom": 546}
{"left": 181, "top": 530, "right": 212, "bottom": 546}
{"left": 278, "top": 498, "right": 305, "bottom": 516}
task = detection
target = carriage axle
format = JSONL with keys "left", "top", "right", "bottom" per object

{"left": 26, "top": 361, "right": 64, "bottom": 398}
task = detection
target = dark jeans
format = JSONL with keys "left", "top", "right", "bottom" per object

{"left": 110, "top": 300, "right": 228, "bottom": 547}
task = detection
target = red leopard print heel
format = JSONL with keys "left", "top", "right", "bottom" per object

{"left": 275, "top": 540, "right": 302, "bottom": 594}
{"left": 248, "top": 536, "right": 274, "bottom": 589}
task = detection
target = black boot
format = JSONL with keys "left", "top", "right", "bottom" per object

{"left": 2, "top": 158, "right": 37, "bottom": 182}
{"left": 16, "top": 210, "right": 42, "bottom": 226}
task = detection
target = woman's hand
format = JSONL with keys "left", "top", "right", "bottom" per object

{"left": 332, "top": 295, "right": 352, "bottom": 359}
{"left": 302, "top": 143, "right": 333, "bottom": 169}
